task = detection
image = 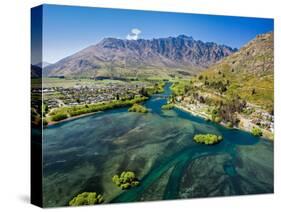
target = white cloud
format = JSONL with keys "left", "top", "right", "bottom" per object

{"left": 126, "top": 28, "right": 142, "bottom": 40}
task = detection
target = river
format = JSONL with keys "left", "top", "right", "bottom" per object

{"left": 42, "top": 83, "right": 273, "bottom": 207}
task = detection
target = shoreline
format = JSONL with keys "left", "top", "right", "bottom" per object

{"left": 45, "top": 84, "right": 167, "bottom": 127}
{"left": 174, "top": 104, "right": 210, "bottom": 120}
{"left": 46, "top": 111, "right": 103, "bottom": 127}
{"left": 45, "top": 96, "right": 151, "bottom": 127}
{"left": 174, "top": 104, "right": 273, "bottom": 141}
{"left": 44, "top": 87, "right": 273, "bottom": 141}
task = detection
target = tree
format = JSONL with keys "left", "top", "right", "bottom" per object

{"left": 199, "top": 96, "right": 205, "bottom": 103}
{"left": 112, "top": 171, "right": 140, "bottom": 189}
{"left": 69, "top": 192, "right": 104, "bottom": 206}
{"left": 139, "top": 87, "right": 148, "bottom": 97}
{"left": 128, "top": 104, "right": 148, "bottom": 113}
{"left": 45, "top": 104, "right": 49, "bottom": 113}
{"left": 218, "top": 95, "right": 245, "bottom": 126}
{"left": 193, "top": 134, "right": 223, "bottom": 145}
{"left": 251, "top": 127, "right": 263, "bottom": 137}
{"left": 184, "top": 85, "right": 189, "bottom": 93}
{"left": 51, "top": 113, "right": 68, "bottom": 122}
{"left": 161, "top": 103, "right": 174, "bottom": 110}
{"left": 116, "top": 93, "right": 120, "bottom": 100}
{"left": 226, "top": 80, "right": 230, "bottom": 85}
{"left": 214, "top": 116, "right": 222, "bottom": 123}
{"left": 251, "top": 88, "right": 256, "bottom": 95}
{"left": 226, "top": 122, "right": 233, "bottom": 128}
{"left": 220, "top": 84, "right": 227, "bottom": 93}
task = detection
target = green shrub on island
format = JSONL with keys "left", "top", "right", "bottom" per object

{"left": 251, "top": 127, "right": 263, "bottom": 137}
{"left": 51, "top": 113, "right": 68, "bottom": 122}
{"left": 69, "top": 192, "right": 104, "bottom": 206}
{"left": 128, "top": 104, "right": 148, "bottom": 113}
{"left": 112, "top": 171, "right": 140, "bottom": 190}
{"left": 193, "top": 134, "right": 223, "bottom": 145}
{"left": 161, "top": 103, "right": 174, "bottom": 110}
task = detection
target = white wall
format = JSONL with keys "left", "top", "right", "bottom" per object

{"left": 0, "top": 0, "right": 280, "bottom": 211}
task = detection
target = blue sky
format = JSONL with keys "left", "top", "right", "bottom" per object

{"left": 41, "top": 4, "right": 273, "bottom": 63}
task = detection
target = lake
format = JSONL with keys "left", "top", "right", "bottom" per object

{"left": 43, "top": 83, "right": 273, "bottom": 207}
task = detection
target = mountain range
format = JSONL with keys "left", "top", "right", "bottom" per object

{"left": 44, "top": 35, "right": 237, "bottom": 78}
{"left": 36, "top": 61, "right": 52, "bottom": 68}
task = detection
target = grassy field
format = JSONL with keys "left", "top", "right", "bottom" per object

{"left": 35, "top": 77, "right": 168, "bottom": 88}
{"left": 170, "top": 79, "right": 193, "bottom": 96}
{"left": 41, "top": 78, "right": 128, "bottom": 88}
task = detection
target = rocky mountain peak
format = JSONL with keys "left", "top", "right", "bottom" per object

{"left": 45, "top": 34, "right": 237, "bottom": 78}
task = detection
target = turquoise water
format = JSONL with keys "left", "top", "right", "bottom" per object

{"left": 43, "top": 84, "right": 273, "bottom": 207}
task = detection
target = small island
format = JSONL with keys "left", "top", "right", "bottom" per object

{"left": 69, "top": 192, "right": 104, "bottom": 206}
{"left": 112, "top": 171, "right": 140, "bottom": 190}
{"left": 128, "top": 104, "right": 148, "bottom": 113}
{"left": 193, "top": 133, "right": 223, "bottom": 145}
{"left": 161, "top": 103, "right": 174, "bottom": 110}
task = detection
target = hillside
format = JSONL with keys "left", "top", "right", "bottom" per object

{"left": 44, "top": 35, "right": 237, "bottom": 78}
{"left": 172, "top": 32, "right": 274, "bottom": 139}
{"left": 198, "top": 32, "right": 273, "bottom": 110}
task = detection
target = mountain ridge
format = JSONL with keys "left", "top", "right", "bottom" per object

{"left": 45, "top": 34, "right": 237, "bottom": 78}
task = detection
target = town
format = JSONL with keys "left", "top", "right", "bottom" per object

{"left": 39, "top": 81, "right": 152, "bottom": 109}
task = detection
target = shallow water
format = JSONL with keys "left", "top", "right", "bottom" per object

{"left": 42, "top": 84, "right": 273, "bottom": 207}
